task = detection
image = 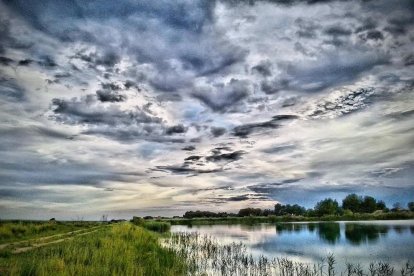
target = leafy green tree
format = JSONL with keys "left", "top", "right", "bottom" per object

{"left": 408, "top": 202, "right": 414, "bottom": 211}
{"left": 376, "top": 200, "right": 386, "bottom": 210}
{"left": 360, "top": 196, "right": 377, "bottom": 213}
{"left": 238, "top": 208, "right": 262, "bottom": 217}
{"left": 314, "top": 198, "right": 339, "bottom": 216}
{"left": 274, "top": 203, "right": 306, "bottom": 216}
{"left": 342, "top": 194, "right": 362, "bottom": 213}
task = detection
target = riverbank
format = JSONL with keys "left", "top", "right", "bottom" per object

{"left": 162, "top": 211, "right": 414, "bottom": 225}
{"left": 0, "top": 223, "right": 186, "bottom": 275}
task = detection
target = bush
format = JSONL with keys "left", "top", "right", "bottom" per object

{"left": 143, "top": 221, "right": 171, "bottom": 233}
{"left": 131, "top": 216, "right": 145, "bottom": 226}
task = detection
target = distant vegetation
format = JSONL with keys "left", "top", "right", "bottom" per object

{"left": 177, "top": 194, "right": 414, "bottom": 222}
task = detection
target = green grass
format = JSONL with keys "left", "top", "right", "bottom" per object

{"left": 0, "top": 221, "right": 100, "bottom": 244}
{"left": 0, "top": 223, "right": 186, "bottom": 276}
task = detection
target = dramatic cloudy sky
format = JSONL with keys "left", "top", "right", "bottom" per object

{"left": 0, "top": 0, "right": 413, "bottom": 220}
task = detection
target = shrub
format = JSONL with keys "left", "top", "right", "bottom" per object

{"left": 143, "top": 221, "right": 171, "bottom": 233}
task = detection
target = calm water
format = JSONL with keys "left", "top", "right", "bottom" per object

{"left": 172, "top": 220, "right": 414, "bottom": 271}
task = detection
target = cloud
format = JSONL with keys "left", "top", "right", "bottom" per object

{"left": 211, "top": 126, "right": 226, "bottom": 137}
{"left": 306, "top": 87, "right": 375, "bottom": 119}
{"left": 165, "top": 124, "right": 188, "bottom": 135}
{"left": 205, "top": 150, "right": 246, "bottom": 163}
{"left": 192, "top": 79, "right": 251, "bottom": 112}
{"left": 0, "top": 78, "right": 26, "bottom": 102}
{"left": 51, "top": 96, "right": 161, "bottom": 126}
{"left": 96, "top": 90, "right": 126, "bottom": 103}
{"left": 232, "top": 115, "right": 298, "bottom": 137}
{"left": 1, "top": 0, "right": 414, "bottom": 218}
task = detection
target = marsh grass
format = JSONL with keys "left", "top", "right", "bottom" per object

{"left": 131, "top": 218, "right": 171, "bottom": 233}
{"left": 163, "top": 232, "right": 414, "bottom": 276}
{"left": 1, "top": 223, "right": 186, "bottom": 276}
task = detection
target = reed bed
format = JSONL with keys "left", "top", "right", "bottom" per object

{"left": 163, "top": 232, "right": 414, "bottom": 276}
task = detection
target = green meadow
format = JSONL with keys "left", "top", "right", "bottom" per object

{"left": 0, "top": 222, "right": 185, "bottom": 276}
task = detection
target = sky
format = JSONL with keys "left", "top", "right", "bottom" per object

{"left": 0, "top": 0, "right": 413, "bottom": 220}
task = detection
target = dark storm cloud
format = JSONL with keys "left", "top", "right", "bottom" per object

{"left": 18, "top": 59, "right": 34, "bottom": 66}
{"left": 205, "top": 150, "right": 246, "bottom": 162}
{"left": 252, "top": 61, "right": 272, "bottom": 77}
{"left": 184, "top": 155, "right": 202, "bottom": 162}
{"left": 404, "top": 55, "right": 414, "bottom": 66}
{"left": 192, "top": 79, "right": 251, "bottom": 112}
{"left": 100, "top": 82, "right": 122, "bottom": 91}
{"left": 96, "top": 90, "right": 126, "bottom": 103}
{"left": 37, "top": 55, "right": 57, "bottom": 68}
{"left": 0, "top": 56, "right": 13, "bottom": 66}
{"left": 51, "top": 96, "right": 162, "bottom": 126}
{"left": 364, "top": 30, "right": 384, "bottom": 41}
{"left": 324, "top": 25, "right": 352, "bottom": 37}
{"left": 165, "top": 124, "right": 187, "bottom": 135}
{"left": 295, "top": 18, "right": 319, "bottom": 39}
{"left": 232, "top": 115, "right": 298, "bottom": 137}
{"left": 210, "top": 127, "right": 226, "bottom": 137}
{"left": 260, "top": 79, "right": 289, "bottom": 95}
{"left": 182, "top": 145, "right": 196, "bottom": 151}
{"left": 72, "top": 50, "right": 121, "bottom": 69}
{"left": 207, "top": 194, "right": 269, "bottom": 203}
{"left": 3, "top": 0, "right": 215, "bottom": 39}
{"left": 154, "top": 165, "right": 221, "bottom": 175}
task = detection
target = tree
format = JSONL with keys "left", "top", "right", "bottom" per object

{"left": 314, "top": 198, "right": 339, "bottom": 216}
{"left": 274, "top": 203, "right": 306, "bottom": 216}
{"left": 342, "top": 194, "right": 362, "bottom": 213}
{"left": 392, "top": 202, "right": 402, "bottom": 211}
{"left": 360, "top": 196, "right": 377, "bottom": 213}
{"left": 376, "top": 200, "right": 386, "bottom": 210}
{"left": 408, "top": 202, "right": 414, "bottom": 212}
{"left": 238, "top": 208, "right": 262, "bottom": 217}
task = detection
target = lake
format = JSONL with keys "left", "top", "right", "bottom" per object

{"left": 171, "top": 220, "right": 414, "bottom": 273}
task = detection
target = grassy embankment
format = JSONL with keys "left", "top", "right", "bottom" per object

{"left": 0, "top": 222, "right": 185, "bottom": 275}
{"left": 0, "top": 221, "right": 100, "bottom": 244}
{"left": 163, "top": 211, "right": 414, "bottom": 225}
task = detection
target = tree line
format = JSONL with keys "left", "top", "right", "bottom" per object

{"left": 183, "top": 194, "right": 414, "bottom": 218}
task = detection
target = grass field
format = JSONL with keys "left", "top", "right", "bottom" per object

{"left": 0, "top": 221, "right": 100, "bottom": 244}
{"left": 0, "top": 223, "right": 186, "bottom": 276}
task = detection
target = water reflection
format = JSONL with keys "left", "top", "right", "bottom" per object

{"left": 172, "top": 220, "right": 414, "bottom": 271}
{"left": 274, "top": 222, "right": 396, "bottom": 245}
{"left": 317, "top": 223, "right": 341, "bottom": 244}
{"left": 345, "top": 224, "right": 388, "bottom": 245}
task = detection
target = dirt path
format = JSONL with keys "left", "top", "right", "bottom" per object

{"left": 12, "top": 228, "right": 101, "bottom": 253}
{"left": 0, "top": 225, "right": 106, "bottom": 253}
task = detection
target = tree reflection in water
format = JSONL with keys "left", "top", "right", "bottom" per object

{"left": 317, "top": 223, "right": 341, "bottom": 244}
{"left": 344, "top": 224, "right": 389, "bottom": 245}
